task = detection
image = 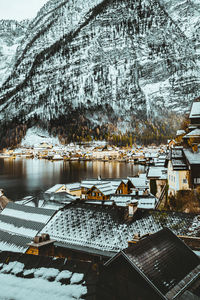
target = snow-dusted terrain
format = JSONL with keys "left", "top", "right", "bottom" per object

{"left": 21, "top": 127, "right": 61, "bottom": 147}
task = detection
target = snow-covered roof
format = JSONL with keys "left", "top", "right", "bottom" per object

{"left": 65, "top": 182, "right": 81, "bottom": 190}
{"left": 0, "top": 251, "right": 90, "bottom": 300}
{"left": 184, "top": 149, "right": 200, "bottom": 165}
{"left": 45, "top": 184, "right": 65, "bottom": 194}
{"left": 0, "top": 202, "right": 56, "bottom": 252}
{"left": 147, "top": 167, "right": 167, "bottom": 179}
{"left": 189, "top": 102, "right": 200, "bottom": 119}
{"left": 128, "top": 177, "right": 148, "bottom": 189}
{"left": 176, "top": 130, "right": 186, "bottom": 136}
{"left": 183, "top": 129, "right": 200, "bottom": 138}
{"left": 41, "top": 202, "right": 199, "bottom": 256}
{"left": 82, "top": 179, "right": 125, "bottom": 195}
{"left": 137, "top": 198, "right": 157, "bottom": 210}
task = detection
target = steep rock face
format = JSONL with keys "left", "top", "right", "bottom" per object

{"left": 0, "top": 20, "right": 29, "bottom": 86}
{"left": 0, "top": 0, "right": 199, "bottom": 137}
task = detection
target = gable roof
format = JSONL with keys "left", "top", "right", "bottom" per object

{"left": 106, "top": 228, "right": 200, "bottom": 299}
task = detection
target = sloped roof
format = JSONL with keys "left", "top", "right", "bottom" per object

{"left": 189, "top": 102, "right": 200, "bottom": 119}
{"left": 183, "top": 129, "right": 200, "bottom": 138}
{"left": 128, "top": 177, "right": 148, "bottom": 189}
{"left": 45, "top": 184, "right": 65, "bottom": 194}
{"left": 41, "top": 202, "right": 200, "bottom": 257}
{"left": 147, "top": 167, "right": 167, "bottom": 179}
{"left": 0, "top": 203, "right": 56, "bottom": 252}
{"left": 176, "top": 130, "right": 186, "bottom": 136}
{"left": 137, "top": 197, "right": 157, "bottom": 210}
{"left": 0, "top": 251, "right": 96, "bottom": 300}
{"left": 106, "top": 228, "right": 200, "bottom": 299}
{"left": 183, "top": 149, "right": 200, "bottom": 165}
{"left": 171, "top": 159, "right": 188, "bottom": 170}
{"left": 65, "top": 182, "right": 81, "bottom": 190}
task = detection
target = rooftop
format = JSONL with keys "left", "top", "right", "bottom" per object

{"left": 189, "top": 102, "right": 200, "bottom": 119}
{"left": 41, "top": 202, "right": 200, "bottom": 257}
{"left": 147, "top": 167, "right": 167, "bottom": 179}
{"left": 184, "top": 149, "right": 200, "bottom": 165}
{"left": 183, "top": 129, "right": 200, "bottom": 138}
{"left": 106, "top": 228, "right": 200, "bottom": 299}
{"left": 0, "top": 202, "right": 56, "bottom": 252}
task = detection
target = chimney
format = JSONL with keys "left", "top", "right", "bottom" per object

{"left": 128, "top": 233, "right": 150, "bottom": 247}
{"left": 26, "top": 233, "right": 55, "bottom": 256}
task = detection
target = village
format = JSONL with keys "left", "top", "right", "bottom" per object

{"left": 0, "top": 99, "right": 200, "bottom": 299}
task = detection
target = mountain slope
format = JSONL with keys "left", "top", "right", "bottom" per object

{"left": 0, "top": 19, "right": 29, "bottom": 86}
{"left": 0, "top": 0, "right": 199, "bottom": 148}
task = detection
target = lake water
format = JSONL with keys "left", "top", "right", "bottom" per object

{"left": 0, "top": 158, "right": 145, "bottom": 201}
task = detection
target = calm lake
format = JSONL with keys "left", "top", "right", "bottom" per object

{"left": 0, "top": 158, "right": 145, "bottom": 201}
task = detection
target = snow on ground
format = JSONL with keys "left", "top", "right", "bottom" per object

{"left": 0, "top": 274, "right": 87, "bottom": 300}
{"left": 21, "top": 127, "right": 61, "bottom": 147}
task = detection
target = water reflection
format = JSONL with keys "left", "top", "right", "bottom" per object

{"left": 0, "top": 158, "right": 145, "bottom": 201}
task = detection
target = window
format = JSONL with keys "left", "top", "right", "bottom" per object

{"left": 183, "top": 179, "right": 187, "bottom": 184}
{"left": 92, "top": 192, "right": 96, "bottom": 196}
{"left": 98, "top": 193, "right": 101, "bottom": 196}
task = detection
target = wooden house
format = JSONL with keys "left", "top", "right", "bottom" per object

{"left": 81, "top": 178, "right": 134, "bottom": 201}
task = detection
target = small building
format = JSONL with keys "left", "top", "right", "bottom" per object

{"left": 147, "top": 167, "right": 167, "bottom": 198}
{"left": 98, "top": 228, "right": 200, "bottom": 300}
{"left": 128, "top": 174, "right": 149, "bottom": 191}
{"left": 44, "top": 184, "right": 78, "bottom": 202}
{"left": 81, "top": 178, "right": 134, "bottom": 201}
{"left": 165, "top": 147, "right": 190, "bottom": 196}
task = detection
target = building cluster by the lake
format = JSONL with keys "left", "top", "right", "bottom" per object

{"left": 0, "top": 100, "right": 200, "bottom": 299}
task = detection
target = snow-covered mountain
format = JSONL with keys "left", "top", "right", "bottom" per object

{"left": 0, "top": 19, "right": 29, "bottom": 86}
{"left": 0, "top": 0, "right": 199, "bottom": 148}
